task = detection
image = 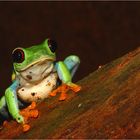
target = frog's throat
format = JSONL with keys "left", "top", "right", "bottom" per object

{"left": 16, "top": 57, "right": 55, "bottom": 72}
{"left": 19, "top": 63, "right": 56, "bottom": 85}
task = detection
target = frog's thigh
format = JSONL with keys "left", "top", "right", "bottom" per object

{"left": 64, "top": 55, "right": 80, "bottom": 78}
{"left": 56, "top": 61, "right": 72, "bottom": 83}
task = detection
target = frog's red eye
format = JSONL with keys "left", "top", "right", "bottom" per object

{"left": 12, "top": 48, "right": 25, "bottom": 63}
{"left": 48, "top": 39, "right": 57, "bottom": 53}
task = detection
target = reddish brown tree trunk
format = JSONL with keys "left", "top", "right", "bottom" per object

{"left": 0, "top": 47, "right": 140, "bottom": 139}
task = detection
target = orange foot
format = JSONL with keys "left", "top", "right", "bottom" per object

{"left": 20, "top": 101, "right": 39, "bottom": 132}
{"left": 50, "top": 83, "right": 81, "bottom": 101}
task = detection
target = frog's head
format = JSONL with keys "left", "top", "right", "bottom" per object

{"left": 12, "top": 38, "right": 57, "bottom": 72}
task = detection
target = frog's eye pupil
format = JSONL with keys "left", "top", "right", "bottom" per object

{"left": 12, "top": 49, "right": 25, "bottom": 63}
{"left": 48, "top": 39, "right": 57, "bottom": 53}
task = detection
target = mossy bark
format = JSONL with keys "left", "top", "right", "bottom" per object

{"left": 0, "top": 47, "right": 140, "bottom": 139}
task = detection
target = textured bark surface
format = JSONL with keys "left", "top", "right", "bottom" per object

{"left": 0, "top": 47, "right": 140, "bottom": 139}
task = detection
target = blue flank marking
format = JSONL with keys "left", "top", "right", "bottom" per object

{"left": 9, "top": 80, "right": 19, "bottom": 92}
{"left": 54, "top": 62, "right": 58, "bottom": 70}
{"left": 55, "top": 62, "right": 63, "bottom": 80}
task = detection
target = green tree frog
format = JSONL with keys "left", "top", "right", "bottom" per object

{"left": 0, "top": 38, "right": 81, "bottom": 126}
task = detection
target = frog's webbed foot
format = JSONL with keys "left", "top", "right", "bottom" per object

{"left": 2, "top": 102, "right": 39, "bottom": 132}
{"left": 50, "top": 83, "right": 81, "bottom": 101}
{"left": 20, "top": 101, "right": 39, "bottom": 132}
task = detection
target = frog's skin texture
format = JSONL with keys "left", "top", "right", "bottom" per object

{"left": 0, "top": 38, "right": 81, "bottom": 125}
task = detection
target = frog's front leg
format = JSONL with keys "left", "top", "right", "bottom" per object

{"left": 5, "top": 80, "right": 24, "bottom": 123}
{"left": 50, "top": 55, "right": 81, "bottom": 100}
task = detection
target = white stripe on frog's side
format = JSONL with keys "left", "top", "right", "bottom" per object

{"left": 17, "top": 72, "right": 58, "bottom": 103}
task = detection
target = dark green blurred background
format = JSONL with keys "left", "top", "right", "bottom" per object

{"left": 0, "top": 2, "right": 140, "bottom": 95}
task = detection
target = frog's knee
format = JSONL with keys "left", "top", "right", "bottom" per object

{"left": 64, "top": 55, "right": 80, "bottom": 64}
{"left": 64, "top": 55, "right": 80, "bottom": 70}
{"left": 64, "top": 55, "right": 80, "bottom": 78}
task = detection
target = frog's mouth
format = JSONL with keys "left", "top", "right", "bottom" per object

{"left": 17, "top": 57, "right": 55, "bottom": 72}
{"left": 18, "top": 57, "right": 55, "bottom": 83}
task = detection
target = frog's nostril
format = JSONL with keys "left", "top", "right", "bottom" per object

{"left": 12, "top": 48, "right": 25, "bottom": 63}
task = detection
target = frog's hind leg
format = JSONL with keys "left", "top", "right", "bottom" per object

{"left": 0, "top": 96, "right": 10, "bottom": 120}
{"left": 0, "top": 95, "right": 27, "bottom": 124}
{"left": 64, "top": 55, "right": 81, "bottom": 92}
{"left": 50, "top": 55, "right": 81, "bottom": 100}
{"left": 64, "top": 55, "right": 80, "bottom": 78}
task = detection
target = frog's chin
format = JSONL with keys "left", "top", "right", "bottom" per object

{"left": 18, "top": 58, "right": 55, "bottom": 84}
{"left": 17, "top": 57, "right": 55, "bottom": 72}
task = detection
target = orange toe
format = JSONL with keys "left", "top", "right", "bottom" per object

{"left": 20, "top": 109, "right": 39, "bottom": 119}
{"left": 50, "top": 91, "right": 57, "bottom": 96}
{"left": 28, "top": 101, "right": 36, "bottom": 110}
{"left": 20, "top": 101, "right": 39, "bottom": 125}
{"left": 50, "top": 86, "right": 62, "bottom": 97}
{"left": 71, "top": 85, "right": 81, "bottom": 92}
{"left": 23, "top": 124, "right": 30, "bottom": 132}
{"left": 59, "top": 92, "right": 67, "bottom": 101}
{"left": 29, "top": 110, "right": 39, "bottom": 118}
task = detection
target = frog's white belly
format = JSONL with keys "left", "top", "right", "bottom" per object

{"left": 17, "top": 73, "right": 58, "bottom": 103}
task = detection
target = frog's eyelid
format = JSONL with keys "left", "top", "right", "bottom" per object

{"left": 12, "top": 47, "right": 24, "bottom": 54}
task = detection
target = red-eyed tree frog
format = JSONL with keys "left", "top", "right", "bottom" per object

{"left": 0, "top": 38, "right": 81, "bottom": 130}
